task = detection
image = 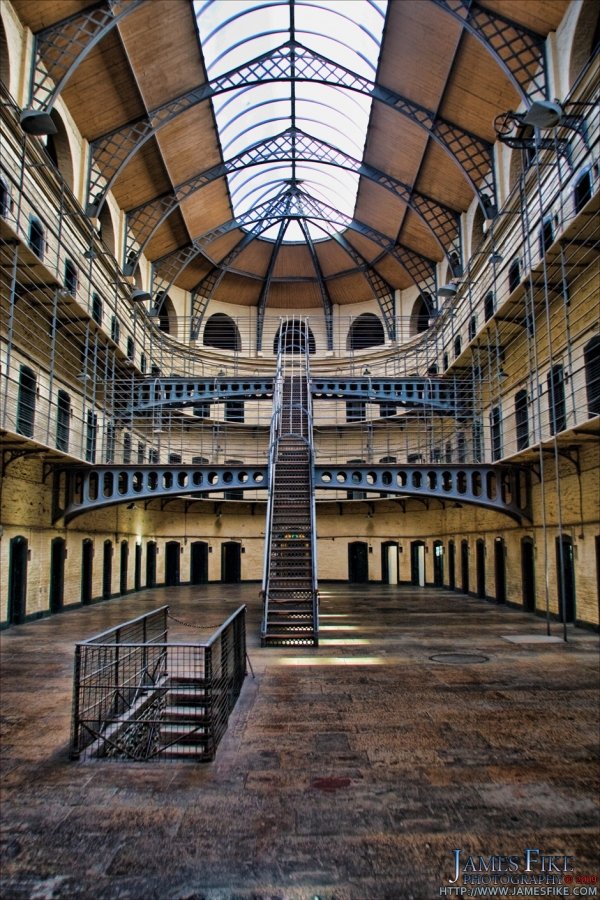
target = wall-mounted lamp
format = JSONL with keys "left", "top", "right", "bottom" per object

{"left": 20, "top": 108, "right": 58, "bottom": 136}
{"left": 76, "top": 372, "right": 91, "bottom": 382}
{"left": 131, "top": 289, "right": 152, "bottom": 302}
{"left": 362, "top": 366, "right": 371, "bottom": 376}
{"left": 437, "top": 282, "right": 459, "bottom": 299}
{"left": 126, "top": 502, "right": 138, "bottom": 510}
{"left": 498, "top": 369, "right": 509, "bottom": 382}
{"left": 495, "top": 100, "right": 564, "bottom": 138}
{"left": 489, "top": 252, "right": 504, "bottom": 265}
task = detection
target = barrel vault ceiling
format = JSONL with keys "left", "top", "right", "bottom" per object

{"left": 11, "top": 0, "right": 570, "bottom": 317}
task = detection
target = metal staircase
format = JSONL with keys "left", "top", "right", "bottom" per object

{"left": 261, "top": 322, "right": 319, "bottom": 646}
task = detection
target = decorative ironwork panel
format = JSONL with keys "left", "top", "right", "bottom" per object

{"left": 29, "top": 0, "right": 145, "bottom": 110}
{"left": 87, "top": 39, "right": 496, "bottom": 214}
{"left": 432, "top": 0, "right": 547, "bottom": 102}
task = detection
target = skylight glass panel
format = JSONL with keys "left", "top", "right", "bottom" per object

{"left": 195, "top": 0, "right": 387, "bottom": 242}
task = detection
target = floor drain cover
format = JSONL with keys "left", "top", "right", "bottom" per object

{"left": 429, "top": 652, "right": 489, "bottom": 664}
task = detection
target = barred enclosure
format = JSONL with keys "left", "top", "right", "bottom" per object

{"left": 70, "top": 605, "right": 247, "bottom": 762}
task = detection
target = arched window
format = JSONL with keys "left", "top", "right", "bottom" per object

{"left": 584, "top": 336, "right": 600, "bottom": 417}
{"left": 547, "top": 364, "right": 566, "bottom": 435}
{"left": 273, "top": 320, "right": 315, "bottom": 354}
{"left": 42, "top": 111, "right": 74, "bottom": 190}
{"left": 574, "top": 168, "right": 592, "bottom": 213}
{"left": 0, "top": 16, "right": 10, "bottom": 90}
{"left": 468, "top": 315, "right": 477, "bottom": 341}
{"left": 347, "top": 313, "right": 385, "bottom": 349}
{"left": 490, "top": 406, "right": 502, "bottom": 461}
{"left": 515, "top": 389, "right": 529, "bottom": 451}
{"left": 28, "top": 216, "right": 45, "bottom": 259}
{"left": 539, "top": 217, "right": 554, "bottom": 256}
{"left": 155, "top": 292, "right": 176, "bottom": 335}
{"left": 17, "top": 366, "right": 36, "bottom": 437}
{"left": 92, "top": 293, "right": 103, "bottom": 325}
{"left": 409, "top": 295, "right": 432, "bottom": 335}
{"left": 203, "top": 313, "right": 241, "bottom": 350}
{"left": 0, "top": 176, "right": 11, "bottom": 218}
{"left": 98, "top": 203, "right": 116, "bottom": 255}
{"left": 64, "top": 258, "right": 78, "bottom": 295}
{"left": 86, "top": 411, "right": 97, "bottom": 463}
{"left": 508, "top": 258, "right": 520, "bottom": 293}
{"left": 454, "top": 335, "right": 462, "bottom": 359}
{"left": 56, "top": 390, "right": 71, "bottom": 452}
{"left": 484, "top": 291, "right": 495, "bottom": 321}
{"left": 569, "top": 1, "right": 600, "bottom": 86}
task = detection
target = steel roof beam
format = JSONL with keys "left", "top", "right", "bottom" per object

{"left": 85, "top": 39, "right": 497, "bottom": 217}
{"left": 123, "top": 126, "right": 461, "bottom": 274}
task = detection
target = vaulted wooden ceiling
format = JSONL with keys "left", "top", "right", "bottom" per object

{"left": 11, "top": 0, "right": 571, "bottom": 311}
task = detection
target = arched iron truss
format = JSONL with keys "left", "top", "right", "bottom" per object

{"left": 84, "top": 38, "right": 498, "bottom": 216}
{"left": 24, "top": 0, "right": 546, "bottom": 123}
{"left": 123, "top": 127, "right": 462, "bottom": 274}
{"left": 151, "top": 183, "right": 433, "bottom": 343}
{"left": 54, "top": 462, "right": 531, "bottom": 525}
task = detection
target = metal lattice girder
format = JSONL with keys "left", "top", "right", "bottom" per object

{"left": 87, "top": 39, "right": 497, "bottom": 215}
{"left": 329, "top": 230, "right": 396, "bottom": 341}
{"left": 256, "top": 219, "right": 290, "bottom": 353}
{"left": 314, "top": 464, "right": 530, "bottom": 522}
{"left": 189, "top": 230, "right": 262, "bottom": 339}
{"left": 432, "top": 0, "right": 547, "bottom": 103}
{"left": 124, "top": 127, "right": 462, "bottom": 270}
{"left": 126, "top": 377, "right": 274, "bottom": 414}
{"left": 311, "top": 377, "right": 457, "bottom": 414}
{"left": 297, "top": 218, "right": 334, "bottom": 352}
{"left": 28, "top": 0, "right": 145, "bottom": 111}
{"left": 57, "top": 464, "right": 269, "bottom": 524}
{"left": 56, "top": 462, "right": 530, "bottom": 524}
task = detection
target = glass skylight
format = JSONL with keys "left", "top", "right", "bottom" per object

{"left": 194, "top": 0, "right": 387, "bottom": 242}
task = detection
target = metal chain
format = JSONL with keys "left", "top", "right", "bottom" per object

{"left": 167, "top": 612, "right": 224, "bottom": 629}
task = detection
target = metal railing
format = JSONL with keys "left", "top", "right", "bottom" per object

{"left": 70, "top": 605, "right": 247, "bottom": 762}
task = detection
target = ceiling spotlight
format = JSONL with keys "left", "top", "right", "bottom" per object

{"left": 20, "top": 108, "right": 58, "bottom": 136}
{"left": 131, "top": 289, "right": 152, "bottom": 302}
{"left": 437, "top": 282, "right": 459, "bottom": 299}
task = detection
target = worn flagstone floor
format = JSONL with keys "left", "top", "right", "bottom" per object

{"left": 0, "top": 583, "right": 598, "bottom": 900}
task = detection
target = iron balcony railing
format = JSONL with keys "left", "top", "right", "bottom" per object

{"left": 70, "top": 605, "right": 247, "bottom": 762}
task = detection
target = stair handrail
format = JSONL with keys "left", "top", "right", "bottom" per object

{"left": 303, "top": 321, "right": 319, "bottom": 627}
{"left": 260, "top": 329, "right": 285, "bottom": 630}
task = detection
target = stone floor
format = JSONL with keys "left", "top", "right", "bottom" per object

{"left": 1, "top": 584, "right": 598, "bottom": 900}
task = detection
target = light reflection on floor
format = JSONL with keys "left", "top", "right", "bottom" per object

{"left": 318, "top": 638, "right": 371, "bottom": 646}
{"left": 275, "top": 655, "right": 388, "bottom": 666}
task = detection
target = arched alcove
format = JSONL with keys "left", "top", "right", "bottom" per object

{"left": 347, "top": 313, "right": 385, "bottom": 350}
{"left": 409, "top": 294, "right": 432, "bottom": 336}
{"left": 155, "top": 292, "right": 177, "bottom": 335}
{"left": 569, "top": 1, "right": 600, "bottom": 87}
{"left": 203, "top": 313, "right": 241, "bottom": 350}
{"left": 273, "top": 320, "right": 316, "bottom": 354}
{"left": 98, "top": 203, "right": 117, "bottom": 256}
{"left": 0, "top": 14, "right": 10, "bottom": 91}
{"left": 43, "top": 110, "right": 74, "bottom": 191}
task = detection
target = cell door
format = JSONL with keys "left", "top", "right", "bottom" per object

{"left": 556, "top": 537, "right": 576, "bottom": 623}
{"left": 134, "top": 543, "right": 142, "bottom": 591}
{"left": 521, "top": 538, "right": 535, "bottom": 612}
{"left": 8, "top": 536, "right": 28, "bottom": 625}
{"left": 348, "top": 541, "right": 369, "bottom": 584}
{"left": 81, "top": 539, "right": 93, "bottom": 606}
{"left": 476, "top": 540, "right": 486, "bottom": 599}
{"left": 146, "top": 541, "right": 157, "bottom": 588}
{"left": 221, "top": 541, "right": 241, "bottom": 584}
{"left": 165, "top": 541, "right": 181, "bottom": 586}
{"left": 381, "top": 542, "right": 399, "bottom": 585}
{"left": 120, "top": 541, "right": 129, "bottom": 595}
{"left": 461, "top": 540, "right": 469, "bottom": 593}
{"left": 433, "top": 541, "right": 444, "bottom": 587}
{"left": 102, "top": 540, "right": 112, "bottom": 599}
{"left": 448, "top": 540, "right": 456, "bottom": 590}
{"left": 494, "top": 539, "right": 506, "bottom": 604}
{"left": 410, "top": 541, "right": 425, "bottom": 586}
{"left": 50, "top": 537, "right": 66, "bottom": 613}
{"left": 190, "top": 541, "right": 209, "bottom": 585}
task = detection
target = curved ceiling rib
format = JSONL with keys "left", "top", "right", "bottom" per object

{"left": 85, "top": 38, "right": 496, "bottom": 217}
{"left": 124, "top": 127, "right": 462, "bottom": 272}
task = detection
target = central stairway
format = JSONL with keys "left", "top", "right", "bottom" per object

{"left": 261, "top": 324, "right": 318, "bottom": 646}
